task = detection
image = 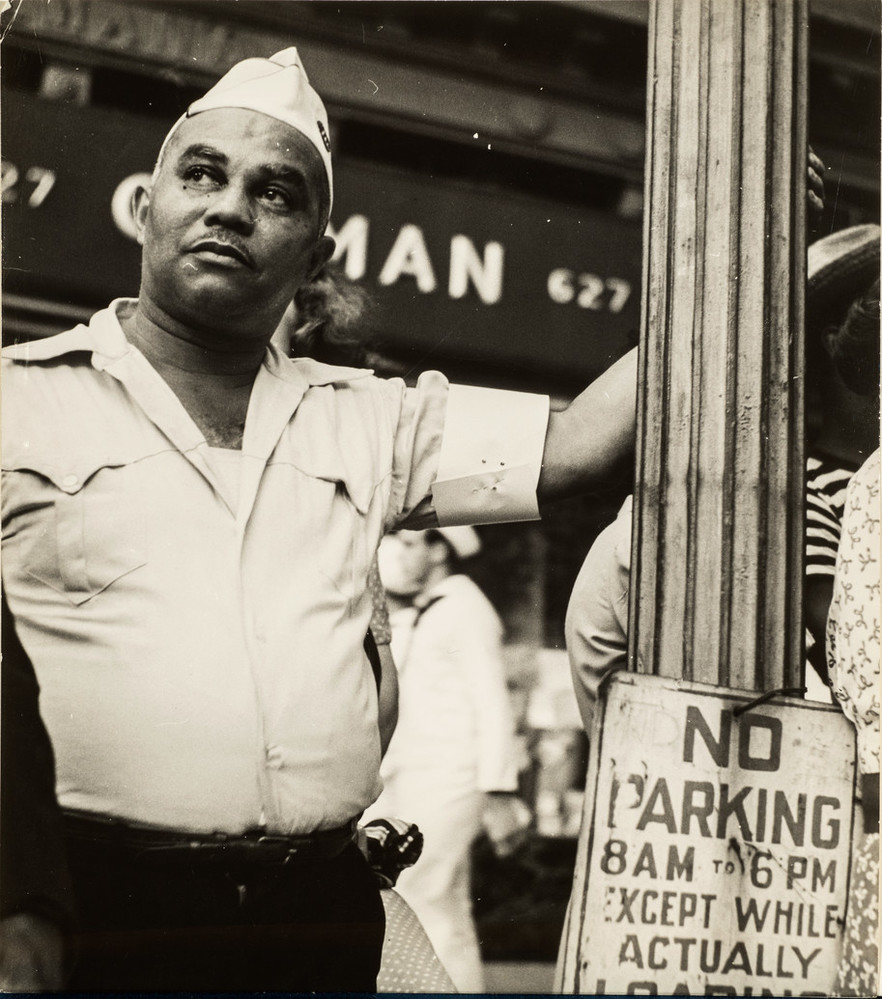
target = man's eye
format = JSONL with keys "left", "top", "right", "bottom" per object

{"left": 262, "top": 187, "right": 293, "bottom": 207}
{"left": 183, "top": 166, "right": 216, "bottom": 183}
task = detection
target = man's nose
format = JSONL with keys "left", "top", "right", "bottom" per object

{"left": 202, "top": 183, "right": 255, "bottom": 234}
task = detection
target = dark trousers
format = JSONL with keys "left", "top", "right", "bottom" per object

{"left": 65, "top": 835, "right": 385, "bottom": 992}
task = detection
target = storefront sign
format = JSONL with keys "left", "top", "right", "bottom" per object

{"left": 559, "top": 673, "right": 856, "bottom": 996}
{"left": 2, "top": 91, "right": 641, "bottom": 385}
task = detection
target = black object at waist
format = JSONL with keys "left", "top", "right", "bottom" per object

{"left": 62, "top": 809, "right": 357, "bottom": 866}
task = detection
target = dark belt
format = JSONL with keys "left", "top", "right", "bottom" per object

{"left": 861, "top": 773, "right": 879, "bottom": 835}
{"left": 62, "top": 810, "right": 357, "bottom": 867}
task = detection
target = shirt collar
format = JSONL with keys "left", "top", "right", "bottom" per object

{"left": 2, "top": 299, "right": 133, "bottom": 365}
{"left": 264, "top": 342, "right": 374, "bottom": 387}
{"left": 4, "top": 299, "right": 375, "bottom": 388}
{"left": 414, "top": 574, "right": 462, "bottom": 609}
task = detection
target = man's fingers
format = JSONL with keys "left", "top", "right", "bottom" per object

{"left": 808, "top": 146, "right": 825, "bottom": 173}
{"left": 806, "top": 146, "right": 825, "bottom": 221}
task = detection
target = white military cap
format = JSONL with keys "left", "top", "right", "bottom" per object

{"left": 156, "top": 47, "right": 333, "bottom": 216}
{"left": 435, "top": 525, "right": 482, "bottom": 560}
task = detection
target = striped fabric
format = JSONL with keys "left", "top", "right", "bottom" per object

{"left": 805, "top": 452, "right": 859, "bottom": 577}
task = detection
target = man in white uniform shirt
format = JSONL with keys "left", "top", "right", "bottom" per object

{"left": 367, "top": 526, "right": 528, "bottom": 992}
{"left": 1, "top": 48, "right": 635, "bottom": 991}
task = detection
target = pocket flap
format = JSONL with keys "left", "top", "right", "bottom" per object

{"left": 4, "top": 439, "right": 166, "bottom": 495}
{"left": 283, "top": 418, "right": 379, "bottom": 517}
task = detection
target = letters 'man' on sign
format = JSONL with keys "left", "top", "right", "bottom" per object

{"left": 559, "top": 674, "right": 856, "bottom": 997}
{"left": 2, "top": 91, "right": 640, "bottom": 385}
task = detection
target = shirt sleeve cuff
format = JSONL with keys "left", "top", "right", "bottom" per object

{"left": 432, "top": 384, "right": 550, "bottom": 526}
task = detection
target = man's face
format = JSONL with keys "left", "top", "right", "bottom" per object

{"left": 134, "top": 108, "right": 334, "bottom": 341}
{"left": 378, "top": 531, "right": 437, "bottom": 598}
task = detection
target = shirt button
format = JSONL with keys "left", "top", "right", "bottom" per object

{"left": 265, "top": 746, "right": 283, "bottom": 769}
{"left": 62, "top": 474, "right": 78, "bottom": 488}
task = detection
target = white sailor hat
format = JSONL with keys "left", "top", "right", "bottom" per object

{"left": 156, "top": 48, "right": 333, "bottom": 220}
{"left": 433, "top": 526, "right": 482, "bottom": 560}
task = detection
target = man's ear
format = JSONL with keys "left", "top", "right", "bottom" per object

{"left": 132, "top": 184, "right": 151, "bottom": 247}
{"left": 308, "top": 235, "right": 336, "bottom": 281}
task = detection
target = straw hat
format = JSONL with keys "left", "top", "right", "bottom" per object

{"left": 807, "top": 224, "right": 880, "bottom": 338}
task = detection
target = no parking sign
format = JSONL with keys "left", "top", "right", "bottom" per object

{"left": 558, "top": 673, "right": 857, "bottom": 996}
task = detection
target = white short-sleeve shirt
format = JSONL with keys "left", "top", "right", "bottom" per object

{"left": 1, "top": 300, "right": 549, "bottom": 835}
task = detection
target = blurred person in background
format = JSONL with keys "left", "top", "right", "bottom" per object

{"left": 803, "top": 225, "right": 880, "bottom": 695}
{"left": 825, "top": 448, "right": 880, "bottom": 997}
{"left": 366, "top": 526, "right": 531, "bottom": 993}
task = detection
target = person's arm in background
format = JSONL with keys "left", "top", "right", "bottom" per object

{"left": 565, "top": 497, "right": 633, "bottom": 736}
{"left": 0, "top": 593, "right": 74, "bottom": 991}
{"left": 376, "top": 642, "right": 399, "bottom": 757}
{"left": 365, "top": 557, "right": 399, "bottom": 755}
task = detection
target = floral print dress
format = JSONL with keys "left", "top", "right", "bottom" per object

{"left": 826, "top": 449, "right": 879, "bottom": 998}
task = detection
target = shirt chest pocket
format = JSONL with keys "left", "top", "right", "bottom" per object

{"left": 5, "top": 457, "right": 148, "bottom": 606}
{"left": 277, "top": 449, "right": 381, "bottom": 603}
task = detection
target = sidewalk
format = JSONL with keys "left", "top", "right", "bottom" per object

{"left": 483, "top": 961, "right": 556, "bottom": 994}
